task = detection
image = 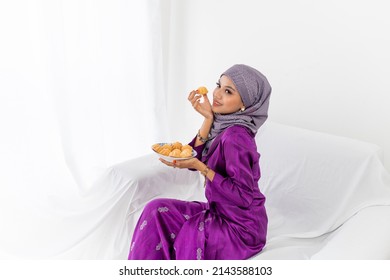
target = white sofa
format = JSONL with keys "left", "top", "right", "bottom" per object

{"left": 107, "top": 121, "right": 390, "bottom": 260}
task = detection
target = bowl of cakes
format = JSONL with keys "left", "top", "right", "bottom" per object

{"left": 152, "top": 142, "right": 197, "bottom": 162}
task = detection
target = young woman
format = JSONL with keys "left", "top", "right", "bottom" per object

{"left": 128, "top": 64, "right": 272, "bottom": 260}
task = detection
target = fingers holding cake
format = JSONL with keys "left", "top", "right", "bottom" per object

{"left": 188, "top": 86, "right": 209, "bottom": 109}
{"left": 188, "top": 91, "right": 201, "bottom": 108}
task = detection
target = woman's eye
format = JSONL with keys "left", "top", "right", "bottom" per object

{"left": 216, "top": 82, "right": 231, "bottom": 94}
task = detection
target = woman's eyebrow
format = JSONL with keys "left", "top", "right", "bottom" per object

{"left": 224, "top": 85, "right": 236, "bottom": 92}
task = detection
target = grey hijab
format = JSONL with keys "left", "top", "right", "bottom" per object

{"left": 204, "top": 64, "right": 272, "bottom": 155}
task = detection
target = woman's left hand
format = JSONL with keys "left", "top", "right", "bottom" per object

{"left": 159, "top": 157, "right": 203, "bottom": 171}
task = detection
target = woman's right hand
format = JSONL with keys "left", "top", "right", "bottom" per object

{"left": 188, "top": 90, "right": 213, "bottom": 120}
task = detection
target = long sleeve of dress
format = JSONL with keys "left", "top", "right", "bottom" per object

{"left": 206, "top": 130, "right": 259, "bottom": 208}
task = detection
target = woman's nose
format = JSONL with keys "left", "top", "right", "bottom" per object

{"left": 213, "top": 88, "right": 222, "bottom": 100}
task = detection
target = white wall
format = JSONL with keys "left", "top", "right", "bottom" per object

{"left": 165, "top": 0, "right": 390, "bottom": 171}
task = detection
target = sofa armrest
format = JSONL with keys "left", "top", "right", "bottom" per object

{"left": 107, "top": 153, "right": 206, "bottom": 215}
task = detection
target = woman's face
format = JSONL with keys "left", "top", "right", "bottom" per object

{"left": 212, "top": 75, "right": 244, "bottom": 114}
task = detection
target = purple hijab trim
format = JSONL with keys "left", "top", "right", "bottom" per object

{"left": 204, "top": 64, "right": 272, "bottom": 154}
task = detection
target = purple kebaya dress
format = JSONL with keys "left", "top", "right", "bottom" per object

{"left": 128, "top": 125, "right": 268, "bottom": 260}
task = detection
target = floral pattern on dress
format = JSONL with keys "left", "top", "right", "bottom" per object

{"left": 140, "top": 220, "right": 147, "bottom": 230}
{"left": 130, "top": 242, "right": 135, "bottom": 252}
{"left": 156, "top": 241, "right": 162, "bottom": 251}
{"left": 158, "top": 207, "right": 169, "bottom": 213}
{"left": 196, "top": 248, "right": 202, "bottom": 260}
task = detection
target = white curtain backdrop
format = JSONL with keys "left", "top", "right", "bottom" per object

{"left": 0, "top": 0, "right": 169, "bottom": 259}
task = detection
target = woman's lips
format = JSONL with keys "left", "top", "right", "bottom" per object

{"left": 213, "top": 101, "right": 222, "bottom": 106}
